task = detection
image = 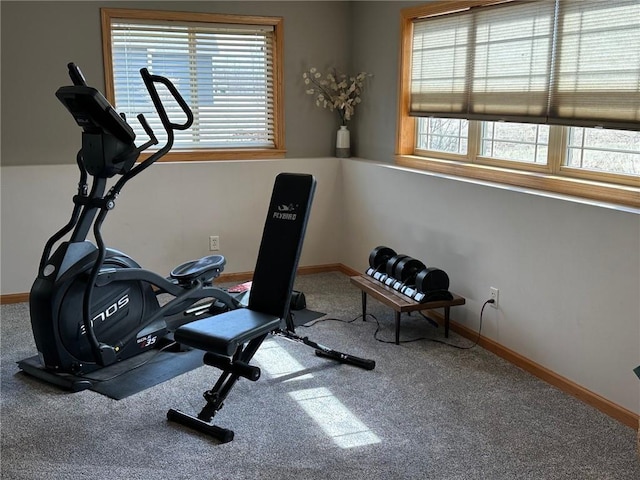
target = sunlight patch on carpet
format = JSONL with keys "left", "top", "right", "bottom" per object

{"left": 253, "top": 339, "right": 313, "bottom": 381}
{"left": 289, "top": 387, "right": 381, "bottom": 448}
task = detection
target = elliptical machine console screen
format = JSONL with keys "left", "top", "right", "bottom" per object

{"left": 56, "top": 85, "right": 135, "bottom": 145}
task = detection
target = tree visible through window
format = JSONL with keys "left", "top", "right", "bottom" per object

{"left": 566, "top": 128, "right": 640, "bottom": 176}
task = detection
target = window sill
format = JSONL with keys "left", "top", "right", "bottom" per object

{"left": 139, "top": 148, "right": 286, "bottom": 162}
{"left": 395, "top": 155, "right": 640, "bottom": 212}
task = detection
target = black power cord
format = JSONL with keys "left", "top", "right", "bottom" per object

{"left": 297, "top": 315, "right": 359, "bottom": 327}
{"left": 300, "top": 298, "right": 495, "bottom": 350}
{"left": 375, "top": 298, "right": 494, "bottom": 349}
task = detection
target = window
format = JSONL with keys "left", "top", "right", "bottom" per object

{"left": 101, "top": 9, "right": 285, "bottom": 161}
{"left": 398, "top": 1, "right": 640, "bottom": 208}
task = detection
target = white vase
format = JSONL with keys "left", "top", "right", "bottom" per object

{"left": 336, "top": 125, "right": 351, "bottom": 158}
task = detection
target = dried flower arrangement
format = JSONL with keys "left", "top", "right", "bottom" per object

{"left": 302, "top": 67, "right": 371, "bottom": 125}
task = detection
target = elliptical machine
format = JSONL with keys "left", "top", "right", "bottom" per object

{"left": 19, "top": 63, "right": 239, "bottom": 391}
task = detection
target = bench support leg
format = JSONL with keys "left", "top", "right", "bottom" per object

{"left": 276, "top": 329, "right": 376, "bottom": 370}
{"left": 167, "top": 334, "right": 268, "bottom": 443}
{"left": 166, "top": 408, "right": 234, "bottom": 443}
{"left": 444, "top": 306, "right": 450, "bottom": 338}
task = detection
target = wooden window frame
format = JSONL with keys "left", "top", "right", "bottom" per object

{"left": 101, "top": 8, "right": 286, "bottom": 162}
{"left": 396, "top": 1, "right": 640, "bottom": 209}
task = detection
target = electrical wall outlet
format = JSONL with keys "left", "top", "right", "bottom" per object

{"left": 489, "top": 287, "right": 499, "bottom": 308}
{"left": 209, "top": 235, "right": 220, "bottom": 251}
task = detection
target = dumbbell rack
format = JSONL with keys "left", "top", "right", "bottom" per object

{"left": 350, "top": 274, "right": 466, "bottom": 345}
{"left": 366, "top": 246, "right": 453, "bottom": 303}
{"left": 349, "top": 246, "right": 465, "bottom": 344}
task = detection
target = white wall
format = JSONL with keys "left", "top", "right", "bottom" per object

{"left": 339, "top": 158, "right": 640, "bottom": 416}
{"left": 2, "top": 158, "right": 638, "bottom": 417}
{"left": 0, "top": 159, "right": 344, "bottom": 294}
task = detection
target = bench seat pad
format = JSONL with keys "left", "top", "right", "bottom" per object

{"left": 174, "top": 309, "right": 281, "bottom": 357}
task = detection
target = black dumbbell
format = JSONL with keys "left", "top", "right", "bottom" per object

{"left": 385, "top": 254, "right": 408, "bottom": 278}
{"left": 368, "top": 246, "right": 397, "bottom": 271}
{"left": 415, "top": 267, "right": 450, "bottom": 293}
{"left": 393, "top": 256, "right": 426, "bottom": 285}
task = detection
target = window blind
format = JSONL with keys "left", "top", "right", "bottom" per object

{"left": 410, "top": 0, "right": 640, "bottom": 130}
{"left": 551, "top": 0, "right": 640, "bottom": 129}
{"left": 110, "top": 19, "right": 276, "bottom": 149}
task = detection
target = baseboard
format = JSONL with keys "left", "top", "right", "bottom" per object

{"left": 0, "top": 263, "right": 357, "bottom": 304}
{"left": 0, "top": 293, "right": 29, "bottom": 304}
{"left": 423, "top": 308, "right": 640, "bottom": 430}
{"left": 3, "top": 265, "right": 638, "bottom": 432}
{"left": 303, "top": 263, "right": 360, "bottom": 277}
{"left": 215, "top": 263, "right": 359, "bottom": 284}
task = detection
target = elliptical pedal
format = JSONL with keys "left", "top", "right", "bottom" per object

{"left": 170, "top": 254, "right": 226, "bottom": 285}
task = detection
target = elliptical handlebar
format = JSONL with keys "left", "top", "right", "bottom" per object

{"left": 140, "top": 68, "right": 194, "bottom": 133}
{"left": 109, "top": 68, "right": 194, "bottom": 195}
{"left": 59, "top": 63, "right": 193, "bottom": 187}
{"left": 137, "top": 113, "right": 157, "bottom": 145}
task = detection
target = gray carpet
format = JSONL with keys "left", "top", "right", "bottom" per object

{"left": 2, "top": 272, "right": 639, "bottom": 479}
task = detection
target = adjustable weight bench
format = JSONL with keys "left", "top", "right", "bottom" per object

{"left": 167, "top": 173, "right": 375, "bottom": 443}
